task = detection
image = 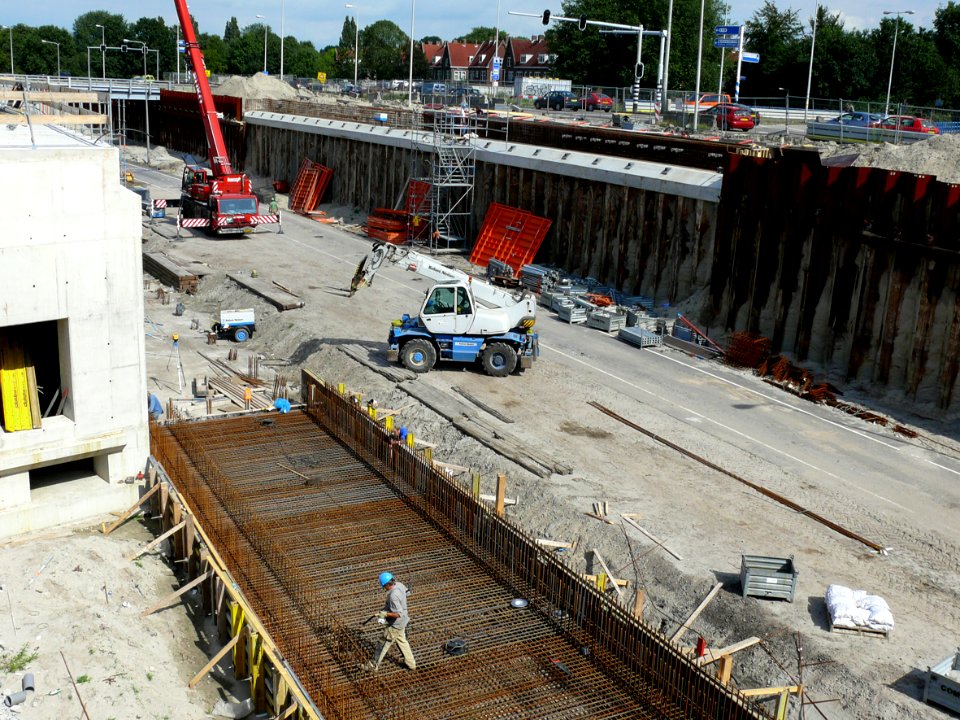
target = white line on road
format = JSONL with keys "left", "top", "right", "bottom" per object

{"left": 541, "top": 343, "right": 911, "bottom": 511}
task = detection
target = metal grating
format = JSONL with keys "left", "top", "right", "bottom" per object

{"left": 149, "top": 375, "right": 771, "bottom": 720}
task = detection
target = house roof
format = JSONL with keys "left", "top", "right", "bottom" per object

{"left": 468, "top": 40, "right": 504, "bottom": 68}
{"left": 509, "top": 36, "right": 552, "bottom": 67}
{"left": 422, "top": 42, "right": 444, "bottom": 66}
{"left": 446, "top": 42, "right": 482, "bottom": 68}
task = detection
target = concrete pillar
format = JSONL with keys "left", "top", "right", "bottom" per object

{"left": 0, "top": 470, "right": 31, "bottom": 510}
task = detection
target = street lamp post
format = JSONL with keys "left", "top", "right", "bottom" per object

{"left": 280, "top": 0, "right": 285, "bottom": 79}
{"left": 256, "top": 15, "right": 267, "bottom": 73}
{"left": 96, "top": 23, "right": 106, "bottom": 78}
{"left": 1, "top": 26, "right": 13, "bottom": 75}
{"left": 493, "top": 0, "right": 501, "bottom": 96}
{"left": 883, "top": 10, "right": 914, "bottom": 117}
{"left": 41, "top": 40, "right": 60, "bottom": 78}
{"left": 124, "top": 39, "right": 151, "bottom": 163}
{"left": 345, "top": 4, "right": 359, "bottom": 86}
{"left": 779, "top": 86, "right": 790, "bottom": 132}
{"left": 407, "top": 0, "right": 415, "bottom": 105}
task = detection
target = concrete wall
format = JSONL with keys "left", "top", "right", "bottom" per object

{"left": 0, "top": 127, "right": 149, "bottom": 534}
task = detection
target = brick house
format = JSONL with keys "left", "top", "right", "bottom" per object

{"left": 439, "top": 42, "right": 481, "bottom": 84}
{"left": 504, "top": 36, "right": 555, "bottom": 83}
{"left": 467, "top": 40, "right": 505, "bottom": 85}
{"left": 422, "top": 42, "right": 445, "bottom": 81}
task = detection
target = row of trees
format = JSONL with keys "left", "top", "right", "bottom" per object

{"left": 552, "top": 0, "right": 960, "bottom": 107}
{"left": 6, "top": 3, "right": 960, "bottom": 107}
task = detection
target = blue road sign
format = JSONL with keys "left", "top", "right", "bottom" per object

{"left": 491, "top": 68, "right": 501, "bottom": 82}
{"left": 493, "top": 56, "right": 502, "bottom": 68}
{"left": 715, "top": 25, "right": 740, "bottom": 35}
{"left": 714, "top": 39, "right": 741, "bottom": 48}
{"left": 741, "top": 51, "right": 760, "bottom": 63}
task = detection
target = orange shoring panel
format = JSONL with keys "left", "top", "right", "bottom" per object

{"left": 469, "top": 202, "right": 551, "bottom": 276}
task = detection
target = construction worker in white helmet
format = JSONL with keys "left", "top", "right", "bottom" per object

{"left": 368, "top": 571, "right": 416, "bottom": 671}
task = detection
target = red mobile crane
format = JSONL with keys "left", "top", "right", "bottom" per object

{"left": 173, "top": 0, "right": 276, "bottom": 235}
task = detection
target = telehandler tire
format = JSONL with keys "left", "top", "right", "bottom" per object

{"left": 401, "top": 339, "right": 437, "bottom": 373}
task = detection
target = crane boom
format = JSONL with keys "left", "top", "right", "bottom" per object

{"left": 173, "top": 0, "right": 234, "bottom": 177}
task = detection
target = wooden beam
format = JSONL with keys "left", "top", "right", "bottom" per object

{"left": 670, "top": 582, "right": 723, "bottom": 643}
{"left": 141, "top": 570, "right": 213, "bottom": 617}
{"left": 187, "top": 632, "right": 241, "bottom": 688}
{"left": 495, "top": 473, "right": 507, "bottom": 517}
{"left": 583, "top": 573, "right": 629, "bottom": 588}
{"left": 694, "top": 636, "right": 762, "bottom": 665}
{"left": 278, "top": 462, "right": 311, "bottom": 482}
{"left": 0, "top": 91, "right": 100, "bottom": 102}
{"left": 101, "top": 483, "right": 161, "bottom": 535}
{"left": 273, "top": 703, "right": 299, "bottom": 720}
{"left": 535, "top": 538, "right": 575, "bottom": 549}
{"left": 585, "top": 512, "right": 616, "bottom": 525}
{"left": 715, "top": 654, "right": 733, "bottom": 685}
{"left": 128, "top": 520, "right": 186, "bottom": 561}
{"left": 592, "top": 549, "right": 626, "bottom": 604}
{"left": 740, "top": 685, "right": 802, "bottom": 698}
{"left": 2, "top": 114, "right": 108, "bottom": 125}
{"left": 632, "top": 589, "right": 646, "bottom": 619}
{"left": 620, "top": 514, "right": 683, "bottom": 560}
{"left": 479, "top": 493, "right": 517, "bottom": 506}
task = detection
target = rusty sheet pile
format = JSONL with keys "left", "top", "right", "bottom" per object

{"left": 150, "top": 374, "right": 770, "bottom": 720}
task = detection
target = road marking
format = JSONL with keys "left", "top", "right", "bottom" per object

{"left": 541, "top": 343, "right": 911, "bottom": 511}
{"left": 651, "top": 352, "right": 901, "bottom": 449}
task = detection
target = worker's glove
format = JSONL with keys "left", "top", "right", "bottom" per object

{"left": 377, "top": 611, "right": 389, "bottom": 619}
{"left": 377, "top": 618, "right": 387, "bottom": 625}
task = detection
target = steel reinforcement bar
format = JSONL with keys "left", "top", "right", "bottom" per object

{"left": 149, "top": 370, "right": 771, "bottom": 720}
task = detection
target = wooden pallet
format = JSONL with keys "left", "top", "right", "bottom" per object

{"left": 143, "top": 252, "right": 200, "bottom": 294}
{"left": 829, "top": 619, "right": 891, "bottom": 640}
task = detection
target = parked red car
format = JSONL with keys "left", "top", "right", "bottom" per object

{"left": 869, "top": 115, "right": 940, "bottom": 135}
{"left": 708, "top": 104, "right": 756, "bottom": 131}
{"left": 579, "top": 92, "right": 614, "bottom": 112}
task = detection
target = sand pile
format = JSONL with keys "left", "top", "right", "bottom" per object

{"left": 122, "top": 143, "right": 185, "bottom": 173}
{"left": 820, "top": 133, "right": 960, "bottom": 183}
{"left": 216, "top": 72, "right": 300, "bottom": 101}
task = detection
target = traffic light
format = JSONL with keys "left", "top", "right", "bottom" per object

{"left": 578, "top": 15, "right": 587, "bottom": 30}
{"left": 120, "top": 44, "right": 128, "bottom": 53}
{"left": 541, "top": 9, "right": 551, "bottom": 24}
{"left": 635, "top": 63, "right": 644, "bottom": 79}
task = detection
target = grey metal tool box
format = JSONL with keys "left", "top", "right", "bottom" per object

{"left": 740, "top": 555, "right": 798, "bottom": 602}
{"left": 923, "top": 649, "right": 960, "bottom": 713}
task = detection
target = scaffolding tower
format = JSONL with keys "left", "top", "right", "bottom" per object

{"left": 422, "top": 109, "right": 478, "bottom": 251}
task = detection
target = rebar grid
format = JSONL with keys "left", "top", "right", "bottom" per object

{"left": 148, "top": 377, "right": 771, "bottom": 720}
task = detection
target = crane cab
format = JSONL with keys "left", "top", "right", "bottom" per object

{"left": 420, "top": 284, "right": 475, "bottom": 335}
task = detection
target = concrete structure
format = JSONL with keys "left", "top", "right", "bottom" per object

{"left": 0, "top": 122, "right": 147, "bottom": 538}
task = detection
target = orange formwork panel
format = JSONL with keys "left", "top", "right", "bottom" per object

{"left": 469, "top": 202, "right": 551, "bottom": 276}
{"left": 289, "top": 159, "right": 333, "bottom": 214}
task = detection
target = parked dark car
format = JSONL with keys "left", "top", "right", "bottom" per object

{"left": 579, "top": 92, "right": 614, "bottom": 112}
{"left": 340, "top": 83, "right": 365, "bottom": 98}
{"left": 702, "top": 102, "right": 760, "bottom": 128}
{"left": 534, "top": 90, "right": 579, "bottom": 111}
{"left": 825, "top": 111, "right": 882, "bottom": 127}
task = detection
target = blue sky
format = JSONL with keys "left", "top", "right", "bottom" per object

{"left": 6, "top": 1, "right": 941, "bottom": 48}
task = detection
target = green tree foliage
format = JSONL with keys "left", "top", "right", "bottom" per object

{"left": 223, "top": 17, "right": 241, "bottom": 43}
{"left": 337, "top": 15, "right": 358, "bottom": 78}
{"left": 421, "top": 35, "right": 443, "bottom": 44}
{"left": 548, "top": 0, "right": 726, "bottom": 90}
{"left": 743, "top": 0, "right": 804, "bottom": 96}
{"left": 463, "top": 26, "right": 508, "bottom": 43}
{"left": 360, "top": 20, "right": 408, "bottom": 80}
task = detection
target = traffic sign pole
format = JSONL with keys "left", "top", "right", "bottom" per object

{"left": 734, "top": 26, "right": 745, "bottom": 102}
